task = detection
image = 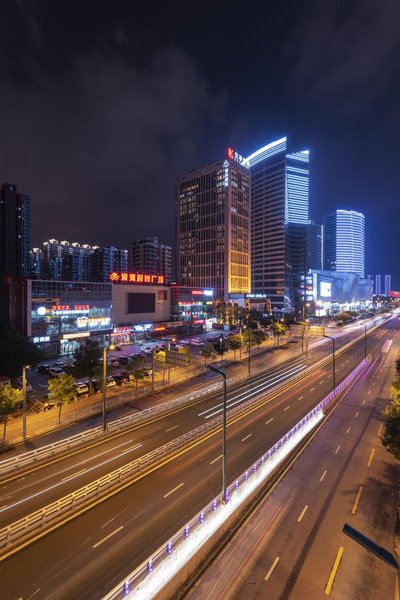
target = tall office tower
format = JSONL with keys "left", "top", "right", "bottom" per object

{"left": 176, "top": 151, "right": 251, "bottom": 301}
{"left": 30, "top": 248, "right": 43, "bottom": 279}
{"left": 158, "top": 243, "right": 173, "bottom": 283}
{"left": 375, "top": 274, "right": 381, "bottom": 296}
{"left": 324, "top": 210, "right": 365, "bottom": 277}
{"left": 0, "top": 183, "right": 31, "bottom": 276}
{"left": 384, "top": 274, "right": 392, "bottom": 296}
{"left": 113, "top": 248, "right": 128, "bottom": 273}
{"left": 246, "top": 137, "right": 309, "bottom": 314}
{"left": 307, "top": 221, "right": 323, "bottom": 270}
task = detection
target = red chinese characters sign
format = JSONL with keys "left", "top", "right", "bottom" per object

{"left": 109, "top": 272, "right": 165, "bottom": 285}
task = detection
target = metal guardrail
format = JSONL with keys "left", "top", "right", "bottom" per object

{"left": 0, "top": 322, "right": 377, "bottom": 477}
{"left": 103, "top": 356, "right": 371, "bottom": 600}
{"left": 0, "top": 345, "right": 370, "bottom": 558}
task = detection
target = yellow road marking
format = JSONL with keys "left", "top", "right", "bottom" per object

{"left": 210, "top": 455, "right": 222, "bottom": 465}
{"left": 351, "top": 486, "right": 363, "bottom": 514}
{"left": 264, "top": 556, "right": 280, "bottom": 581}
{"left": 61, "top": 469, "right": 86, "bottom": 482}
{"left": 325, "top": 546, "right": 344, "bottom": 595}
{"left": 93, "top": 525, "right": 123, "bottom": 549}
{"left": 164, "top": 482, "right": 184, "bottom": 498}
{"left": 297, "top": 505, "right": 309, "bottom": 523}
{"left": 378, "top": 424, "right": 383, "bottom": 437}
{"left": 367, "top": 449, "right": 375, "bottom": 467}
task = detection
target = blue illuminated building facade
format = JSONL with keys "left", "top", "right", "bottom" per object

{"left": 246, "top": 137, "right": 310, "bottom": 315}
{"left": 324, "top": 210, "right": 365, "bottom": 278}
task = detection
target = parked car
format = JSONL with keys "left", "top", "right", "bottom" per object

{"left": 106, "top": 375, "right": 117, "bottom": 388}
{"left": 38, "top": 364, "right": 51, "bottom": 374}
{"left": 114, "top": 345, "right": 122, "bottom": 351}
{"left": 141, "top": 347, "right": 153, "bottom": 355}
{"left": 130, "top": 352, "right": 141, "bottom": 360}
{"left": 14, "top": 379, "right": 33, "bottom": 393}
{"left": 113, "top": 373, "right": 129, "bottom": 385}
{"left": 75, "top": 382, "right": 89, "bottom": 396}
{"left": 118, "top": 356, "right": 129, "bottom": 365}
{"left": 48, "top": 367, "right": 65, "bottom": 378}
{"left": 191, "top": 340, "right": 204, "bottom": 346}
{"left": 108, "top": 358, "right": 121, "bottom": 368}
{"left": 121, "top": 370, "right": 135, "bottom": 382}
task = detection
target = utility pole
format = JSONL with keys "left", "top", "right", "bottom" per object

{"left": 208, "top": 365, "right": 227, "bottom": 503}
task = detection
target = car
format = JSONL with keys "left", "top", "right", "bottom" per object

{"left": 106, "top": 376, "right": 117, "bottom": 388}
{"left": 207, "top": 337, "right": 218, "bottom": 343}
{"left": 113, "top": 373, "right": 129, "bottom": 385}
{"left": 141, "top": 348, "right": 153, "bottom": 355}
{"left": 75, "top": 382, "right": 89, "bottom": 396}
{"left": 191, "top": 340, "right": 204, "bottom": 346}
{"left": 130, "top": 352, "right": 141, "bottom": 359}
{"left": 48, "top": 367, "right": 65, "bottom": 378}
{"left": 121, "top": 371, "right": 135, "bottom": 382}
{"left": 114, "top": 345, "right": 122, "bottom": 351}
{"left": 14, "top": 379, "right": 33, "bottom": 393}
{"left": 179, "top": 339, "right": 191, "bottom": 345}
{"left": 117, "top": 356, "right": 129, "bottom": 365}
{"left": 38, "top": 364, "right": 51, "bottom": 374}
{"left": 108, "top": 358, "right": 121, "bottom": 367}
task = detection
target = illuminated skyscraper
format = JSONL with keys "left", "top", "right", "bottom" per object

{"left": 384, "top": 274, "right": 391, "bottom": 296}
{"left": 0, "top": 183, "right": 31, "bottom": 277}
{"left": 324, "top": 210, "right": 365, "bottom": 277}
{"left": 246, "top": 137, "right": 309, "bottom": 315}
{"left": 176, "top": 152, "right": 251, "bottom": 301}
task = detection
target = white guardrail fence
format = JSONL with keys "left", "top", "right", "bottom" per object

{"left": 103, "top": 356, "right": 371, "bottom": 600}
{"left": 0, "top": 320, "right": 380, "bottom": 478}
{"left": 0, "top": 349, "right": 371, "bottom": 561}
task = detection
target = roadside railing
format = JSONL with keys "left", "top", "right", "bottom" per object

{"left": 0, "top": 323, "right": 377, "bottom": 477}
{"left": 102, "top": 356, "right": 371, "bottom": 600}
{"left": 0, "top": 351, "right": 370, "bottom": 558}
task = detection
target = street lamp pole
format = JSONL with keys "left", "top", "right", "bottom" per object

{"left": 248, "top": 326, "right": 251, "bottom": 374}
{"left": 22, "top": 364, "right": 28, "bottom": 440}
{"left": 102, "top": 347, "right": 107, "bottom": 432}
{"left": 208, "top": 364, "right": 227, "bottom": 503}
{"left": 323, "top": 334, "right": 336, "bottom": 394}
{"left": 362, "top": 324, "right": 367, "bottom": 360}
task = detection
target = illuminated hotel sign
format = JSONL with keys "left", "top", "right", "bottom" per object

{"left": 192, "top": 289, "right": 213, "bottom": 296}
{"left": 109, "top": 272, "right": 165, "bottom": 284}
{"left": 389, "top": 291, "right": 400, "bottom": 298}
{"left": 51, "top": 304, "right": 90, "bottom": 312}
{"left": 227, "top": 148, "right": 250, "bottom": 169}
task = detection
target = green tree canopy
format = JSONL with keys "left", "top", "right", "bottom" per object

{"left": 72, "top": 341, "right": 102, "bottom": 394}
{"left": 0, "top": 328, "right": 43, "bottom": 379}
{"left": 211, "top": 336, "right": 229, "bottom": 357}
{"left": 228, "top": 335, "right": 242, "bottom": 359}
{"left": 0, "top": 384, "right": 23, "bottom": 439}
{"left": 48, "top": 373, "right": 77, "bottom": 424}
{"left": 200, "top": 346, "right": 216, "bottom": 367}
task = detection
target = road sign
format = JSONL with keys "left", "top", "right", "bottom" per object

{"left": 290, "top": 324, "right": 305, "bottom": 335}
{"left": 308, "top": 326, "right": 325, "bottom": 336}
{"left": 165, "top": 350, "right": 190, "bottom": 367}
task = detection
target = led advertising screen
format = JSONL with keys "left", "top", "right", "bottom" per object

{"left": 127, "top": 293, "right": 155, "bottom": 314}
{"left": 320, "top": 281, "right": 332, "bottom": 297}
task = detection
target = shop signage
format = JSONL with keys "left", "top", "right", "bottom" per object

{"left": 113, "top": 326, "right": 132, "bottom": 334}
{"left": 33, "top": 336, "right": 50, "bottom": 343}
{"left": 109, "top": 272, "right": 165, "bottom": 284}
{"left": 51, "top": 304, "right": 89, "bottom": 312}
{"left": 63, "top": 332, "right": 90, "bottom": 340}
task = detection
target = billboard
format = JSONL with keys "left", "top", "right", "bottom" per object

{"left": 320, "top": 282, "right": 332, "bottom": 297}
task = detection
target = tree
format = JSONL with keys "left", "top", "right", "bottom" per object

{"left": 271, "top": 322, "right": 287, "bottom": 347}
{"left": 0, "top": 328, "right": 43, "bottom": 379}
{"left": 252, "top": 329, "right": 266, "bottom": 348}
{"left": 228, "top": 335, "right": 242, "bottom": 360}
{"left": 72, "top": 341, "right": 102, "bottom": 394}
{"left": 0, "top": 384, "right": 23, "bottom": 440}
{"left": 125, "top": 356, "right": 147, "bottom": 390}
{"left": 178, "top": 346, "right": 192, "bottom": 365}
{"left": 48, "top": 373, "right": 76, "bottom": 424}
{"left": 211, "top": 336, "right": 229, "bottom": 359}
{"left": 200, "top": 346, "right": 216, "bottom": 367}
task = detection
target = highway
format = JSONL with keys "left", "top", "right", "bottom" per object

{"left": 187, "top": 319, "right": 400, "bottom": 600}
{"left": 0, "top": 319, "right": 394, "bottom": 599}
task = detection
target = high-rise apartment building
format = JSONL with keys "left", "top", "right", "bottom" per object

{"left": 384, "top": 274, "right": 392, "bottom": 296}
{"left": 375, "top": 274, "right": 381, "bottom": 296}
{"left": 176, "top": 152, "right": 251, "bottom": 301}
{"left": 92, "top": 246, "right": 128, "bottom": 282}
{"left": 324, "top": 210, "right": 365, "bottom": 277}
{"left": 246, "top": 138, "right": 309, "bottom": 314}
{"left": 128, "top": 237, "right": 172, "bottom": 283}
{"left": 0, "top": 183, "right": 31, "bottom": 276}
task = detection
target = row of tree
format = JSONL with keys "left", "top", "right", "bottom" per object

{"left": 383, "top": 357, "right": 400, "bottom": 459}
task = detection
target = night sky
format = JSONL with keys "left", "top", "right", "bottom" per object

{"left": 1, "top": 1, "right": 399, "bottom": 287}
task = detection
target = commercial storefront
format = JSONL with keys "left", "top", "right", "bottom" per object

{"left": 307, "top": 269, "right": 373, "bottom": 316}
{"left": 170, "top": 285, "right": 215, "bottom": 331}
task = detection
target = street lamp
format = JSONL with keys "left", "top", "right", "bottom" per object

{"left": 323, "top": 334, "right": 336, "bottom": 394}
{"left": 22, "top": 364, "right": 30, "bottom": 440}
{"left": 208, "top": 364, "right": 227, "bottom": 503}
{"left": 247, "top": 326, "right": 251, "bottom": 374}
{"left": 102, "top": 343, "right": 114, "bottom": 432}
{"left": 361, "top": 324, "right": 367, "bottom": 360}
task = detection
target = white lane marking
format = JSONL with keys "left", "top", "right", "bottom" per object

{"left": 346, "top": 426, "right": 351, "bottom": 434}
{"left": 253, "top": 518, "right": 265, "bottom": 532}
{"left": 265, "top": 418, "right": 274, "bottom": 424}
{"left": 283, "top": 405, "right": 290, "bottom": 411}
{"left": 368, "top": 390, "right": 371, "bottom": 394}
{"left": 166, "top": 425, "right": 179, "bottom": 432}
{"left": 93, "top": 526, "right": 123, "bottom": 549}
{"left": 320, "top": 470, "right": 327, "bottom": 482}
{"left": 297, "top": 505, "right": 308, "bottom": 523}
{"left": 164, "top": 482, "right": 184, "bottom": 498}
{"left": 0, "top": 443, "right": 142, "bottom": 515}
{"left": 265, "top": 556, "right": 280, "bottom": 581}
{"left": 210, "top": 455, "right": 222, "bottom": 465}
{"left": 362, "top": 399, "right": 366, "bottom": 405}
{"left": 199, "top": 363, "right": 306, "bottom": 418}
{"left": 0, "top": 504, "right": 8, "bottom": 510}
{"left": 101, "top": 508, "right": 127, "bottom": 529}
{"left": 241, "top": 434, "right": 252, "bottom": 442}
{"left": 355, "top": 412, "right": 359, "bottom": 418}
{"left": 319, "top": 380, "right": 324, "bottom": 384}
{"left": 377, "top": 424, "right": 383, "bottom": 437}
{"left": 309, "top": 387, "right": 315, "bottom": 392}
{"left": 327, "top": 374, "right": 331, "bottom": 378}
{"left": 61, "top": 469, "right": 86, "bottom": 482}
{"left": 298, "top": 396, "right": 303, "bottom": 401}
{"left": 335, "top": 445, "right": 341, "bottom": 455}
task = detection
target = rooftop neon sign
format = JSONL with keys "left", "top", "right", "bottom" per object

{"left": 227, "top": 148, "right": 249, "bottom": 169}
{"left": 109, "top": 272, "right": 165, "bottom": 284}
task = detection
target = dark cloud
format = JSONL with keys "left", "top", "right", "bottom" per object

{"left": 0, "top": 43, "right": 225, "bottom": 247}
{"left": 287, "top": 0, "right": 400, "bottom": 115}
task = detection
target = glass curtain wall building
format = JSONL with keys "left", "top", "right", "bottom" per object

{"left": 324, "top": 210, "right": 365, "bottom": 277}
{"left": 176, "top": 154, "right": 251, "bottom": 302}
{"left": 246, "top": 138, "right": 310, "bottom": 315}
